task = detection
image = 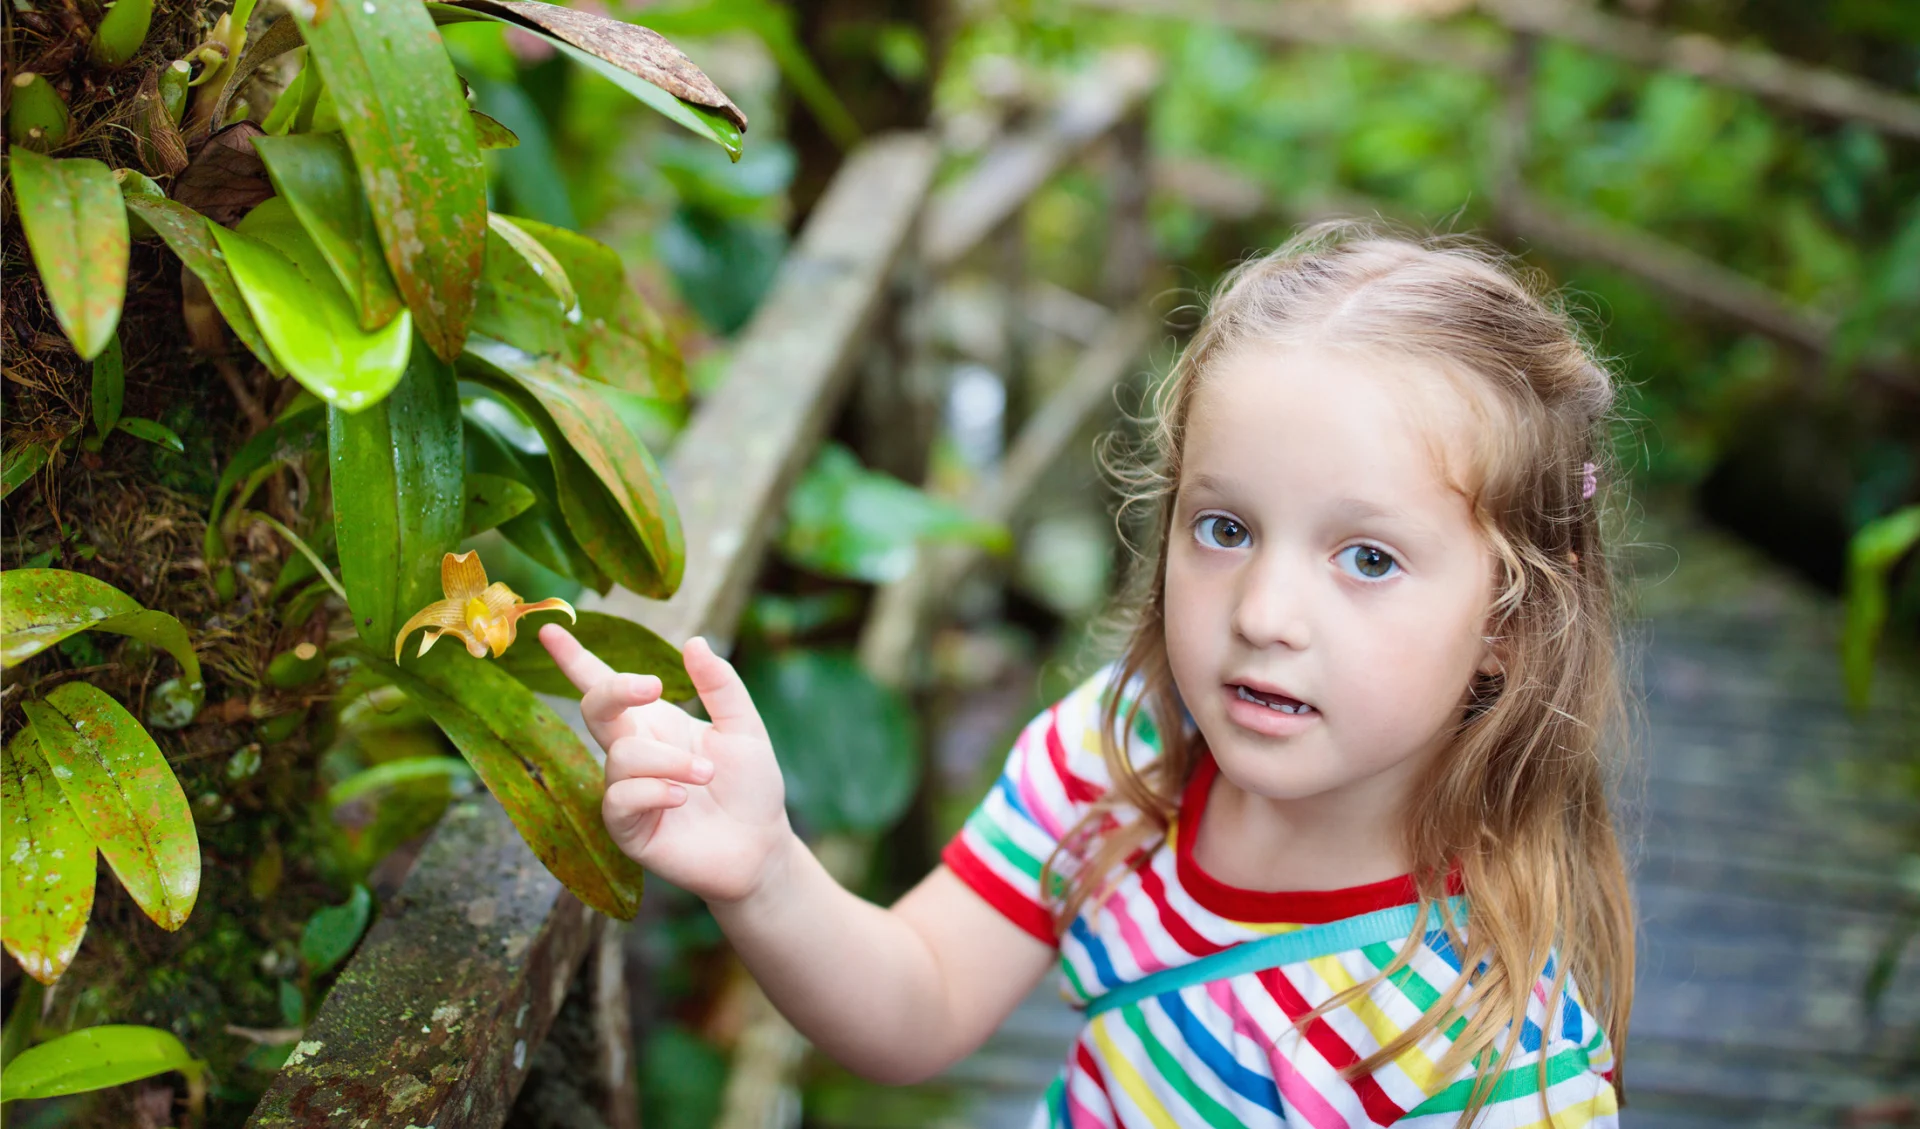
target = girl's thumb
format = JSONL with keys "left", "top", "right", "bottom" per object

{"left": 684, "top": 636, "right": 768, "bottom": 739}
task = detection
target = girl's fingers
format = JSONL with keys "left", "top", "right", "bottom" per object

{"left": 580, "top": 672, "right": 664, "bottom": 743}
{"left": 540, "top": 624, "right": 613, "bottom": 692}
{"left": 606, "top": 734, "right": 715, "bottom": 788}
{"left": 602, "top": 776, "right": 686, "bottom": 842}
{"left": 683, "top": 636, "right": 769, "bottom": 742}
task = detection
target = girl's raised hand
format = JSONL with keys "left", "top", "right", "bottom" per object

{"left": 538, "top": 624, "right": 795, "bottom": 906}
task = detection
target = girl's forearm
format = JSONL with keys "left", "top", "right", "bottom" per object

{"left": 707, "top": 830, "right": 962, "bottom": 1084}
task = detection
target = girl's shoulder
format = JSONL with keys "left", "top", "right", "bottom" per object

{"left": 1031, "top": 658, "right": 1170, "bottom": 793}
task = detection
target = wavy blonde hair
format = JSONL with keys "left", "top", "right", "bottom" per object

{"left": 1041, "top": 219, "right": 1635, "bottom": 1121}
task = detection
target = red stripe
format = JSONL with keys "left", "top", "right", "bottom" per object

{"left": 1045, "top": 704, "right": 1104, "bottom": 804}
{"left": 1137, "top": 859, "right": 1229, "bottom": 958}
{"left": 1259, "top": 966, "right": 1406, "bottom": 1126}
{"left": 1075, "top": 1039, "right": 1107, "bottom": 1090}
{"left": 941, "top": 837, "right": 1057, "bottom": 945}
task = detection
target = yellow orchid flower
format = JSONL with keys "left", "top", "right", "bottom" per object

{"left": 394, "top": 550, "right": 577, "bottom": 663}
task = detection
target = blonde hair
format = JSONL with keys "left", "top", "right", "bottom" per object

{"left": 1043, "top": 219, "right": 1634, "bottom": 1121}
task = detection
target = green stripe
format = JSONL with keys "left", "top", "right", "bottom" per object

{"left": 969, "top": 809, "right": 1043, "bottom": 881}
{"left": 1060, "top": 956, "right": 1093, "bottom": 1001}
{"left": 1405, "top": 1044, "right": 1594, "bottom": 1115}
{"left": 1362, "top": 941, "right": 1467, "bottom": 1040}
{"left": 1116, "top": 1006, "right": 1245, "bottom": 1129}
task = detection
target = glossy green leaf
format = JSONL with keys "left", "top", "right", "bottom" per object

{"left": 462, "top": 394, "right": 607, "bottom": 588}
{"left": 495, "top": 610, "right": 691, "bottom": 700}
{"left": 471, "top": 109, "right": 519, "bottom": 149}
{"left": 115, "top": 418, "right": 184, "bottom": 453}
{"left": 462, "top": 472, "right": 536, "bottom": 537}
{"left": 357, "top": 643, "right": 645, "bottom": 918}
{"left": 253, "top": 131, "right": 405, "bottom": 331}
{"left": 781, "top": 442, "right": 1012, "bottom": 583}
{"left": 122, "top": 194, "right": 286, "bottom": 379}
{"left": 1842, "top": 504, "right": 1920, "bottom": 712}
{"left": 98, "top": 609, "right": 205, "bottom": 728}
{"left": 330, "top": 334, "right": 464, "bottom": 654}
{"left": 326, "top": 755, "right": 475, "bottom": 807}
{"left": 89, "top": 330, "right": 124, "bottom": 446}
{"left": 293, "top": 0, "right": 487, "bottom": 362}
{"left": 423, "top": 1, "right": 744, "bottom": 159}
{"left": 740, "top": 648, "right": 919, "bottom": 836}
{"left": 23, "top": 683, "right": 199, "bottom": 931}
{"left": 3, "top": 442, "right": 52, "bottom": 500}
{"left": 471, "top": 217, "right": 573, "bottom": 358}
{"left": 1, "top": 569, "right": 141, "bottom": 667}
{"left": 213, "top": 197, "right": 412, "bottom": 412}
{"left": 1, "top": 727, "right": 97, "bottom": 985}
{"left": 0, "top": 1025, "right": 204, "bottom": 1101}
{"left": 299, "top": 883, "right": 372, "bottom": 976}
{"left": 500, "top": 214, "right": 685, "bottom": 400}
{"left": 459, "top": 336, "right": 683, "bottom": 598}
{"left": 8, "top": 147, "right": 129, "bottom": 361}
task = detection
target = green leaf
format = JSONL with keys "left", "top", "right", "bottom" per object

{"left": 0, "top": 1025, "right": 205, "bottom": 1101}
{"left": 325, "top": 755, "right": 476, "bottom": 807}
{"left": 329, "top": 334, "right": 464, "bottom": 654}
{"left": 300, "top": 883, "right": 372, "bottom": 976}
{"left": 499, "top": 214, "right": 685, "bottom": 400}
{"left": 462, "top": 394, "right": 607, "bottom": 589}
{"left": 94, "top": 608, "right": 205, "bottom": 728}
{"left": 470, "top": 215, "right": 574, "bottom": 358}
{"left": 114, "top": 418, "right": 184, "bottom": 453}
{"left": 22, "top": 683, "right": 199, "bottom": 931}
{"left": 462, "top": 472, "right": 536, "bottom": 537}
{"left": 122, "top": 194, "right": 286, "bottom": 380}
{"left": 494, "top": 610, "right": 691, "bottom": 700}
{"left": 459, "top": 337, "right": 683, "bottom": 598}
{"left": 1, "top": 727, "right": 97, "bottom": 985}
{"left": 293, "top": 0, "right": 488, "bottom": 362}
{"left": 213, "top": 197, "right": 412, "bottom": 412}
{"left": 3, "top": 442, "right": 52, "bottom": 501}
{"left": 253, "top": 131, "right": 406, "bottom": 331}
{"left": 8, "top": 147, "right": 129, "bottom": 361}
{"left": 1, "top": 569, "right": 141, "bottom": 667}
{"left": 740, "top": 648, "right": 919, "bottom": 836}
{"left": 780, "top": 442, "right": 1012, "bottom": 583}
{"left": 358, "top": 643, "right": 645, "bottom": 918}
{"left": 204, "top": 402, "right": 326, "bottom": 566}
{"left": 1842, "top": 504, "right": 1920, "bottom": 712}
{"left": 423, "top": 1, "right": 745, "bottom": 159}
{"left": 278, "top": 979, "right": 305, "bottom": 1028}
{"left": 89, "top": 330, "right": 124, "bottom": 446}
{"left": 471, "top": 109, "right": 519, "bottom": 149}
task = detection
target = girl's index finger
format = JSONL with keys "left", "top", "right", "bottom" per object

{"left": 539, "top": 623, "right": 614, "bottom": 693}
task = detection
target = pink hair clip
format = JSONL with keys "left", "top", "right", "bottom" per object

{"left": 1580, "top": 462, "right": 1598, "bottom": 500}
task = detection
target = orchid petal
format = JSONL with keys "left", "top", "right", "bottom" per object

{"left": 395, "top": 597, "right": 466, "bottom": 662}
{"left": 441, "top": 550, "right": 490, "bottom": 602}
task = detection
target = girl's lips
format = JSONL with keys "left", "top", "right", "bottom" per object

{"left": 1222, "top": 683, "right": 1320, "bottom": 737}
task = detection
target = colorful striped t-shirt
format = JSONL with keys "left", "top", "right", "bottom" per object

{"left": 940, "top": 661, "right": 1620, "bottom": 1128}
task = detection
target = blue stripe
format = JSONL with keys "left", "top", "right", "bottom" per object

{"left": 1561, "top": 993, "right": 1583, "bottom": 1044}
{"left": 1069, "top": 917, "right": 1124, "bottom": 989}
{"left": 1519, "top": 1016, "right": 1542, "bottom": 1055}
{"left": 1155, "top": 989, "right": 1284, "bottom": 1116}
{"left": 1426, "top": 928, "right": 1462, "bottom": 972}
{"left": 992, "top": 773, "right": 1034, "bottom": 826}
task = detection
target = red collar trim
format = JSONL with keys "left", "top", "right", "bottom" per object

{"left": 1173, "top": 750, "right": 1425, "bottom": 924}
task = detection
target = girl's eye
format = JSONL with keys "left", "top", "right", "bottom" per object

{"left": 1337, "top": 544, "right": 1399, "bottom": 580}
{"left": 1195, "top": 515, "right": 1249, "bottom": 549}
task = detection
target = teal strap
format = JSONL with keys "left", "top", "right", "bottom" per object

{"left": 1082, "top": 896, "right": 1468, "bottom": 1019}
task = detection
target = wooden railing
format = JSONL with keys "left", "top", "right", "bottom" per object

{"left": 247, "top": 44, "right": 1164, "bottom": 1129}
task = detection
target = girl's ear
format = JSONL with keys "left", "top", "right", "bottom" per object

{"left": 1476, "top": 632, "right": 1505, "bottom": 678}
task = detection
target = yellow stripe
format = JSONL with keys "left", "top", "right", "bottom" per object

{"left": 1088, "top": 1013, "right": 1183, "bottom": 1129}
{"left": 1308, "top": 954, "right": 1443, "bottom": 1091}
{"left": 1508, "top": 1088, "right": 1618, "bottom": 1129}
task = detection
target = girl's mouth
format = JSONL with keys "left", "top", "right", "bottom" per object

{"left": 1235, "top": 684, "right": 1315, "bottom": 715}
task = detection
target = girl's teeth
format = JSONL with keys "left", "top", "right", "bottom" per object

{"left": 1237, "top": 685, "right": 1313, "bottom": 715}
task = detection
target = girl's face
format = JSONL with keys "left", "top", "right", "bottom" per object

{"left": 1164, "top": 342, "right": 1499, "bottom": 814}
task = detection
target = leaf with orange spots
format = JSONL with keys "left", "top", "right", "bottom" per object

{"left": 1, "top": 727, "right": 97, "bottom": 985}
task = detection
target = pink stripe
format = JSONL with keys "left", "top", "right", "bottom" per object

{"left": 1104, "top": 887, "right": 1169, "bottom": 977}
{"left": 1206, "top": 979, "right": 1349, "bottom": 1129}
{"left": 1017, "top": 726, "right": 1067, "bottom": 839}
{"left": 1067, "top": 1088, "right": 1109, "bottom": 1128}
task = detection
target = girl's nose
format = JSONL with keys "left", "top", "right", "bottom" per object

{"left": 1230, "top": 550, "right": 1312, "bottom": 651}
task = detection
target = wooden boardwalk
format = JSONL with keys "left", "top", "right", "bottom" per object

{"left": 927, "top": 511, "right": 1920, "bottom": 1127}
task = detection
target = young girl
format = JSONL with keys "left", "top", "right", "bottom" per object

{"left": 540, "top": 219, "right": 1635, "bottom": 1127}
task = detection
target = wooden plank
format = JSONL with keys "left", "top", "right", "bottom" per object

{"left": 920, "top": 49, "right": 1161, "bottom": 272}
{"left": 588, "top": 133, "right": 941, "bottom": 649}
{"left": 246, "top": 133, "right": 940, "bottom": 1129}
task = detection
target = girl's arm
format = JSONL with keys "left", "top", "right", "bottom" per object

{"left": 539, "top": 625, "right": 1057, "bottom": 1084}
